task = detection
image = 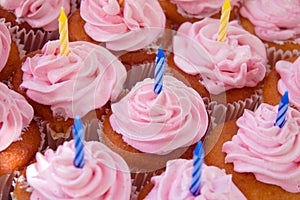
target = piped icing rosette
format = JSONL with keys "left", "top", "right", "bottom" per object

{"left": 0, "top": 0, "right": 71, "bottom": 31}
{"left": 170, "top": 0, "right": 241, "bottom": 18}
{"left": 0, "top": 83, "right": 34, "bottom": 151}
{"left": 276, "top": 57, "right": 300, "bottom": 110}
{"left": 26, "top": 140, "right": 131, "bottom": 199}
{"left": 223, "top": 103, "right": 300, "bottom": 193}
{"left": 240, "top": 0, "right": 300, "bottom": 42}
{"left": 20, "top": 40, "right": 127, "bottom": 119}
{"left": 173, "top": 18, "right": 267, "bottom": 95}
{"left": 144, "top": 159, "right": 246, "bottom": 199}
{"left": 0, "top": 22, "right": 11, "bottom": 72}
{"left": 109, "top": 75, "right": 209, "bottom": 155}
{"left": 80, "top": 0, "right": 166, "bottom": 51}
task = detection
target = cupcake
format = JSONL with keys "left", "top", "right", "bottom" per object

{"left": 12, "top": 140, "right": 131, "bottom": 200}
{"left": 138, "top": 159, "right": 246, "bottom": 199}
{"left": 0, "top": 0, "right": 79, "bottom": 53}
{"left": 68, "top": 0, "right": 172, "bottom": 64}
{"left": 263, "top": 56, "right": 300, "bottom": 111}
{"left": 171, "top": 17, "right": 267, "bottom": 124}
{"left": 158, "top": 0, "right": 241, "bottom": 28}
{"left": 205, "top": 103, "right": 300, "bottom": 199}
{"left": 239, "top": 0, "right": 300, "bottom": 67}
{"left": 12, "top": 40, "right": 127, "bottom": 149}
{"left": 0, "top": 21, "right": 21, "bottom": 81}
{"left": 102, "top": 75, "right": 209, "bottom": 174}
{"left": 0, "top": 83, "right": 41, "bottom": 176}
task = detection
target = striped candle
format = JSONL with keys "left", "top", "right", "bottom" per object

{"left": 274, "top": 91, "right": 289, "bottom": 128}
{"left": 189, "top": 141, "right": 204, "bottom": 196}
{"left": 154, "top": 45, "right": 165, "bottom": 94}
{"left": 217, "top": 0, "right": 231, "bottom": 42}
{"left": 58, "top": 7, "right": 70, "bottom": 56}
{"left": 73, "top": 116, "right": 85, "bottom": 168}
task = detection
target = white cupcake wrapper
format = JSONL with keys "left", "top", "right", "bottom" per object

{"left": 265, "top": 43, "right": 300, "bottom": 67}
{"left": 207, "top": 88, "right": 262, "bottom": 125}
{"left": 0, "top": 18, "right": 26, "bottom": 58}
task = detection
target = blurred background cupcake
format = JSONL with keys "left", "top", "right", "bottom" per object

{"left": 239, "top": 0, "right": 300, "bottom": 67}
{"left": 170, "top": 17, "right": 267, "bottom": 124}
{"left": 68, "top": 0, "right": 172, "bottom": 65}
{"left": 0, "top": 0, "right": 80, "bottom": 53}
{"left": 158, "top": 0, "right": 241, "bottom": 29}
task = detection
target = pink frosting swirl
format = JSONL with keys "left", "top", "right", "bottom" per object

{"left": 0, "top": 0, "right": 71, "bottom": 31}
{"left": 276, "top": 57, "right": 300, "bottom": 110}
{"left": 173, "top": 18, "right": 267, "bottom": 95}
{"left": 223, "top": 103, "right": 300, "bottom": 193}
{"left": 0, "top": 83, "right": 34, "bottom": 151}
{"left": 26, "top": 140, "right": 131, "bottom": 199}
{"left": 21, "top": 40, "right": 127, "bottom": 119}
{"left": 110, "top": 75, "right": 208, "bottom": 155}
{"left": 0, "top": 22, "right": 11, "bottom": 72}
{"left": 145, "top": 159, "right": 246, "bottom": 199}
{"left": 240, "top": 0, "right": 300, "bottom": 42}
{"left": 170, "top": 0, "right": 241, "bottom": 18}
{"left": 80, "top": 0, "right": 166, "bottom": 51}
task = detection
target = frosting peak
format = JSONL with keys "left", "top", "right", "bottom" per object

{"left": 173, "top": 18, "right": 267, "bottom": 95}
{"left": 223, "top": 103, "right": 300, "bottom": 193}
{"left": 110, "top": 75, "right": 208, "bottom": 155}
{"left": 0, "top": 83, "right": 34, "bottom": 151}
{"left": 145, "top": 159, "right": 246, "bottom": 200}
{"left": 0, "top": 0, "right": 71, "bottom": 31}
{"left": 80, "top": 0, "right": 166, "bottom": 51}
{"left": 27, "top": 140, "right": 131, "bottom": 199}
{"left": 21, "top": 40, "right": 127, "bottom": 119}
{"left": 276, "top": 57, "right": 300, "bottom": 110}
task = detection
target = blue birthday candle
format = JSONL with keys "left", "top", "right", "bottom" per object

{"left": 154, "top": 45, "right": 165, "bottom": 94}
{"left": 274, "top": 91, "right": 289, "bottom": 128}
{"left": 189, "top": 141, "right": 204, "bottom": 196}
{"left": 73, "top": 116, "right": 85, "bottom": 168}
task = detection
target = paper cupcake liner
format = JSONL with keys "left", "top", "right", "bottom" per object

{"left": 0, "top": 171, "right": 18, "bottom": 200}
{"left": 266, "top": 43, "right": 300, "bottom": 68}
{"left": 207, "top": 88, "right": 262, "bottom": 126}
{"left": 33, "top": 117, "right": 47, "bottom": 152}
{"left": 0, "top": 18, "right": 26, "bottom": 58}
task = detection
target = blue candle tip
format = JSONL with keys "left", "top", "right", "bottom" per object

{"left": 157, "top": 45, "right": 165, "bottom": 58}
{"left": 281, "top": 91, "right": 289, "bottom": 104}
{"left": 194, "top": 141, "right": 203, "bottom": 157}
{"left": 74, "top": 116, "right": 84, "bottom": 131}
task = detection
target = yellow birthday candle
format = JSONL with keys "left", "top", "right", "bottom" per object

{"left": 217, "top": 0, "right": 231, "bottom": 42}
{"left": 58, "top": 7, "right": 70, "bottom": 56}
